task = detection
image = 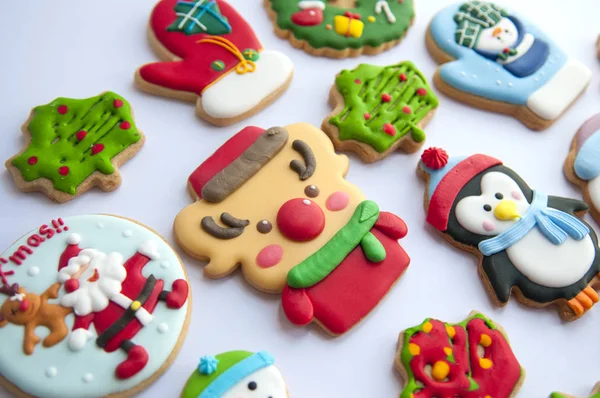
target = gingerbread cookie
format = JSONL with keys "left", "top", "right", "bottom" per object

{"left": 135, "top": 0, "right": 294, "bottom": 126}
{"left": 5, "top": 92, "right": 144, "bottom": 203}
{"left": 0, "top": 215, "right": 190, "bottom": 397}
{"left": 322, "top": 61, "right": 438, "bottom": 162}
{"left": 418, "top": 147, "right": 600, "bottom": 320}
{"left": 174, "top": 123, "right": 410, "bottom": 336}
{"left": 182, "top": 351, "right": 288, "bottom": 398}
{"left": 265, "top": 0, "right": 415, "bottom": 58}
{"left": 551, "top": 383, "right": 600, "bottom": 398}
{"left": 395, "top": 312, "right": 524, "bottom": 397}
{"left": 564, "top": 114, "right": 600, "bottom": 223}
{"left": 426, "top": 1, "right": 591, "bottom": 130}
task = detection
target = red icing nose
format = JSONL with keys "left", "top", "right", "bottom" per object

{"left": 277, "top": 198, "right": 325, "bottom": 241}
{"left": 19, "top": 299, "right": 30, "bottom": 312}
{"left": 65, "top": 279, "right": 80, "bottom": 293}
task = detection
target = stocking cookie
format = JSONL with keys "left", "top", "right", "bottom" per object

{"left": 182, "top": 351, "right": 288, "bottom": 398}
{"left": 265, "top": 0, "right": 415, "bottom": 58}
{"left": 0, "top": 215, "right": 190, "bottom": 398}
{"left": 173, "top": 123, "right": 410, "bottom": 335}
{"left": 418, "top": 147, "right": 600, "bottom": 320}
{"left": 551, "top": 383, "right": 600, "bottom": 398}
{"left": 426, "top": 1, "right": 591, "bottom": 130}
{"left": 564, "top": 114, "right": 600, "bottom": 223}
{"left": 322, "top": 61, "right": 438, "bottom": 162}
{"left": 5, "top": 92, "right": 144, "bottom": 203}
{"left": 395, "top": 312, "right": 524, "bottom": 398}
{"left": 135, "top": 0, "right": 294, "bottom": 126}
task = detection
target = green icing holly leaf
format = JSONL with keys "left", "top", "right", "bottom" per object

{"left": 328, "top": 61, "right": 438, "bottom": 153}
{"left": 168, "top": 0, "right": 232, "bottom": 36}
{"left": 11, "top": 92, "right": 141, "bottom": 195}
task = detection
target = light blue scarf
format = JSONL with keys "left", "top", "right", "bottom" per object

{"left": 479, "top": 191, "right": 589, "bottom": 257}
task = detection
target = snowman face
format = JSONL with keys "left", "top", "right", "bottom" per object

{"left": 455, "top": 172, "right": 530, "bottom": 236}
{"left": 222, "top": 365, "right": 287, "bottom": 398}
{"left": 474, "top": 17, "right": 519, "bottom": 52}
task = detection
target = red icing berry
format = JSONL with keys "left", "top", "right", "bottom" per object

{"left": 27, "top": 156, "right": 38, "bottom": 165}
{"left": 364, "top": 113, "right": 371, "bottom": 120}
{"left": 57, "top": 105, "right": 68, "bottom": 115}
{"left": 75, "top": 130, "right": 87, "bottom": 141}
{"left": 503, "top": 48, "right": 510, "bottom": 54}
{"left": 113, "top": 99, "right": 124, "bottom": 108}
{"left": 402, "top": 106, "right": 412, "bottom": 114}
{"left": 421, "top": 147, "right": 449, "bottom": 170}
{"left": 383, "top": 123, "right": 396, "bottom": 136}
{"left": 64, "top": 279, "right": 79, "bottom": 293}
{"left": 416, "top": 88, "right": 427, "bottom": 96}
{"left": 58, "top": 166, "right": 69, "bottom": 176}
{"left": 91, "top": 143, "right": 105, "bottom": 155}
{"left": 399, "top": 73, "right": 407, "bottom": 82}
{"left": 277, "top": 198, "right": 325, "bottom": 242}
{"left": 120, "top": 121, "right": 131, "bottom": 130}
{"left": 354, "top": 79, "right": 361, "bottom": 84}
{"left": 381, "top": 93, "right": 392, "bottom": 102}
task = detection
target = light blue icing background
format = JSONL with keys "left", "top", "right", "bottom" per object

{"left": 421, "top": 156, "right": 467, "bottom": 200}
{"left": 430, "top": 3, "right": 567, "bottom": 105}
{"left": 0, "top": 215, "right": 189, "bottom": 398}
{"left": 575, "top": 130, "right": 600, "bottom": 180}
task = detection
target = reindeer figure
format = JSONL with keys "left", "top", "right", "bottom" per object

{"left": 0, "top": 282, "right": 72, "bottom": 355}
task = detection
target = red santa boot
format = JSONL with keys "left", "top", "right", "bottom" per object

{"left": 159, "top": 279, "right": 189, "bottom": 309}
{"left": 116, "top": 340, "right": 149, "bottom": 380}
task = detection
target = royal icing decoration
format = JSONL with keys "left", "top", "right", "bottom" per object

{"left": 0, "top": 215, "right": 190, "bottom": 397}
{"left": 323, "top": 61, "right": 438, "bottom": 161}
{"left": 136, "top": 0, "right": 293, "bottom": 125}
{"left": 266, "top": 0, "right": 415, "bottom": 57}
{"left": 428, "top": 1, "right": 591, "bottom": 128}
{"left": 419, "top": 147, "right": 600, "bottom": 320}
{"left": 174, "top": 123, "right": 410, "bottom": 335}
{"left": 5, "top": 92, "right": 143, "bottom": 202}
{"left": 395, "top": 313, "right": 524, "bottom": 397}
{"left": 182, "top": 351, "right": 288, "bottom": 398}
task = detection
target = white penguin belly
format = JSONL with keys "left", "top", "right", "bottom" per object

{"left": 587, "top": 177, "right": 600, "bottom": 212}
{"left": 506, "top": 228, "right": 595, "bottom": 288}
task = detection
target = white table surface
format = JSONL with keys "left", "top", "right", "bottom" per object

{"left": 1, "top": 0, "right": 600, "bottom": 397}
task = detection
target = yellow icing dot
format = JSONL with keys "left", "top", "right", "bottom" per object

{"left": 445, "top": 325, "right": 456, "bottom": 338}
{"left": 479, "top": 358, "right": 493, "bottom": 369}
{"left": 422, "top": 321, "right": 433, "bottom": 333}
{"left": 408, "top": 343, "right": 420, "bottom": 356}
{"left": 432, "top": 360, "right": 450, "bottom": 381}
{"left": 325, "top": 24, "right": 332, "bottom": 30}
{"left": 480, "top": 333, "right": 492, "bottom": 347}
{"left": 368, "top": 16, "right": 376, "bottom": 22}
{"left": 443, "top": 347, "right": 453, "bottom": 356}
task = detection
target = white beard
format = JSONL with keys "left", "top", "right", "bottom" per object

{"left": 58, "top": 249, "right": 127, "bottom": 316}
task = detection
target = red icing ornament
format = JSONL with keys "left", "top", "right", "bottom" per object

{"left": 381, "top": 93, "right": 392, "bottom": 103}
{"left": 76, "top": 130, "right": 87, "bottom": 141}
{"left": 113, "top": 99, "right": 124, "bottom": 108}
{"left": 420, "top": 147, "right": 449, "bottom": 170}
{"left": 64, "top": 279, "right": 80, "bottom": 293}
{"left": 120, "top": 121, "right": 131, "bottom": 130}
{"left": 354, "top": 79, "right": 361, "bottom": 84}
{"left": 402, "top": 106, "right": 412, "bottom": 114}
{"left": 383, "top": 123, "right": 396, "bottom": 136}
{"left": 416, "top": 88, "right": 427, "bottom": 96}
{"left": 58, "top": 166, "right": 70, "bottom": 176}
{"left": 364, "top": 113, "right": 371, "bottom": 120}
{"left": 277, "top": 198, "right": 325, "bottom": 242}
{"left": 57, "top": 105, "right": 68, "bottom": 115}
{"left": 399, "top": 73, "right": 407, "bottom": 82}
{"left": 291, "top": 7, "right": 324, "bottom": 26}
{"left": 27, "top": 156, "right": 38, "bottom": 165}
{"left": 91, "top": 143, "right": 105, "bottom": 155}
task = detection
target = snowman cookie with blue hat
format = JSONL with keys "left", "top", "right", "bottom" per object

{"left": 426, "top": 1, "right": 591, "bottom": 130}
{"left": 418, "top": 147, "right": 600, "bottom": 321}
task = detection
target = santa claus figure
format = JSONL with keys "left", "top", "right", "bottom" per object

{"left": 57, "top": 234, "right": 189, "bottom": 379}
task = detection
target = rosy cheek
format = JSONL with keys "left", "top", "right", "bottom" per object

{"left": 482, "top": 220, "right": 495, "bottom": 232}
{"left": 326, "top": 191, "right": 350, "bottom": 211}
{"left": 256, "top": 244, "right": 283, "bottom": 268}
{"left": 511, "top": 190, "right": 522, "bottom": 200}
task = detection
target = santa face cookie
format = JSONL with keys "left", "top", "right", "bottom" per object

{"left": 552, "top": 383, "right": 600, "bottom": 398}
{"left": 418, "top": 147, "right": 600, "bottom": 321}
{"left": 5, "top": 92, "right": 144, "bottom": 203}
{"left": 135, "top": 0, "right": 294, "bottom": 126}
{"left": 0, "top": 215, "right": 190, "bottom": 397}
{"left": 395, "top": 312, "right": 524, "bottom": 398}
{"left": 174, "top": 123, "right": 410, "bottom": 335}
{"left": 426, "top": 1, "right": 591, "bottom": 130}
{"left": 265, "top": 0, "right": 415, "bottom": 58}
{"left": 564, "top": 114, "right": 600, "bottom": 223}
{"left": 322, "top": 61, "right": 439, "bottom": 162}
{"left": 182, "top": 351, "right": 288, "bottom": 398}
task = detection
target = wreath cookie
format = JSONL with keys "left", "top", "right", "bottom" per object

{"left": 322, "top": 61, "right": 438, "bottom": 163}
{"left": 265, "top": 0, "right": 415, "bottom": 58}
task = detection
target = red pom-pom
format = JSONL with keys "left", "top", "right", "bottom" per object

{"left": 421, "top": 147, "right": 449, "bottom": 170}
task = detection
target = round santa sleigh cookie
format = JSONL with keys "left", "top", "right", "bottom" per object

{"left": 418, "top": 147, "right": 600, "bottom": 321}
{"left": 551, "top": 383, "right": 600, "bottom": 398}
{"left": 426, "top": 1, "right": 591, "bottom": 130}
{"left": 0, "top": 215, "right": 190, "bottom": 398}
{"left": 135, "top": 0, "right": 294, "bottom": 127}
{"left": 182, "top": 351, "right": 288, "bottom": 398}
{"left": 265, "top": 0, "right": 415, "bottom": 58}
{"left": 173, "top": 123, "right": 410, "bottom": 336}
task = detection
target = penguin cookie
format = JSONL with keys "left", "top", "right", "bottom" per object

{"left": 426, "top": 1, "right": 591, "bottom": 130}
{"left": 418, "top": 147, "right": 600, "bottom": 321}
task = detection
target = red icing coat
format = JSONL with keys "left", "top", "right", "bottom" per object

{"left": 139, "top": 0, "right": 262, "bottom": 94}
{"left": 281, "top": 212, "right": 410, "bottom": 335}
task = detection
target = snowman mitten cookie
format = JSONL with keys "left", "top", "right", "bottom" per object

{"left": 426, "top": 1, "right": 591, "bottom": 130}
{"left": 182, "top": 351, "right": 288, "bottom": 398}
{"left": 418, "top": 147, "right": 600, "bottom": 321}
{"left": 173, "top": 123, "right": 410, "bottom": 336}
{"left": 135, "top": 0, "right": 293, "bottom": 126}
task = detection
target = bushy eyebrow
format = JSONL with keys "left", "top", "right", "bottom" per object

{"left": 289, "top": 140, "right": 316, "bottom": 181}
{"left": 201, "top": 213, "right": 250, "bottom": 239}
